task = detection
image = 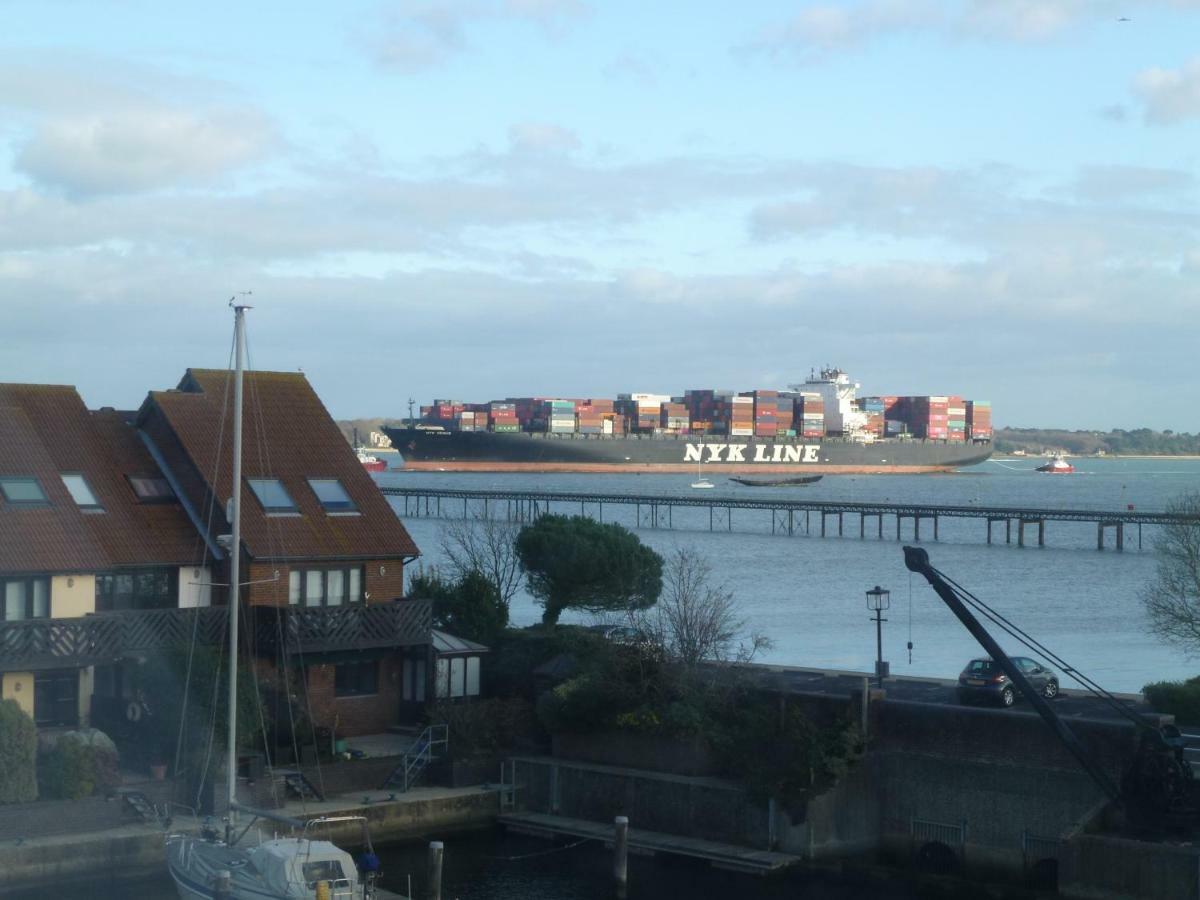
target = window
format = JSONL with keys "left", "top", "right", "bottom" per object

{"left": 247, "top": 478, "right": 297, "bottom": 514}
{"left": 127, "top": 474, "right": 175, "bottom": 503}
{"left": 334, "top": 660, "right": 379, "bottom": 697}
{"left": 61, "top": 473, "right": 103, "bottom": 511}
{"left": 433, "top": 655, "right": 482, "bottom": 700}
{"left": 34, "top": 669, "right": 79, "bottom": 727}
{"left": 2, "top": 576, "right": 50, "bottom": 620}
{"left": 0, "top": 476, "right": 48, "bottom": 506}
{"left": 287, "top": 566, "right": 364, "bottom": 606}
{"left": 96, "top": 568, "right": 177, "bottom": 612}
{"left": 307, "top": 479, "right": 357, "bottom": 513}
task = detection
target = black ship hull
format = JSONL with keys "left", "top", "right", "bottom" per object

{"left": 382, "top": 427, "right": 992, "bottom": 474}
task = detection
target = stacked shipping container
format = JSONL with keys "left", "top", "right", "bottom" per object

{"left": 415, "top": 386, "right": 991, "bottom": 442}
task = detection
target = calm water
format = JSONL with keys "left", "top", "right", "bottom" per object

{"left": 35, "top": 827, "right": 995, "bottom": 899}
{"left": 381, "top": 457, "right": 1200, "bottom": 693}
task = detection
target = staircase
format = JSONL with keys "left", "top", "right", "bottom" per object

{"left": 277, "top": 769, "right": 325, "bottom": 801}
{"left": 382, "top": 724, "right": 448, "bottom": 792}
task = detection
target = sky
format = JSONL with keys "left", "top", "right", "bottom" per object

{"left": 1, "top": 1, "right": 1198, "bottom": 430}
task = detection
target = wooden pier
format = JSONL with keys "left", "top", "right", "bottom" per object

{"left": 381, "top": 487, "right": 1198, "bottom": 551}
{"left": 497, "top": 812, "right": 802, "bottom": 874}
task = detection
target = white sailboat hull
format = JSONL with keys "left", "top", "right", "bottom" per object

{"left": 167, "top": 833, "right": 366, "bottom": 900}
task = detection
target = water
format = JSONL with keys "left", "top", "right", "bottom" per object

{"left": 381, "top": 457, "right": 1200, "bottom": 693}
{"left": 31, "top": 828, "right": 988, "bottom": 899}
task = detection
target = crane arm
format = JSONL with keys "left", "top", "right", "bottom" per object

{"left": 902, "top": 545, "right": 1121, "bottom": 803}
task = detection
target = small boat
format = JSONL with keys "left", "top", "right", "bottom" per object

{"left": 691, "top": 460, "right": 714, "bottom": 489}
{"left": 730, "top": 474, "right": 824, "bottom": 487}
{"left": 1035, "top": 454, "right": 1075, "bottom": 474}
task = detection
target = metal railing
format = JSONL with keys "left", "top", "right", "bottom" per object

{"left": 384, "top": 724, "right": 449, "bottom": 792}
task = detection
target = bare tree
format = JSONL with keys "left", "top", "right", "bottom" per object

{"left": 440, "top": 516, "right": 524, "bottom": 612}
{"left": 634, "top": 546, "right": 771, "bottom": 668}
{"left": 1142, "top": 492, "right": 1200, "bottom": 655}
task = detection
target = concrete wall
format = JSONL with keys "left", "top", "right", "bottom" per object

{"left": 2, "top": 671, "right": 34, "bottom": 717}
{"left": 1060, "top": 831, "right": 1200, "bottom": 900}
{"left": 50, "top": 574, "right": 94, "bottom": 618}
{"left": 177, "top": 565, "right": 211, "bottom": 608}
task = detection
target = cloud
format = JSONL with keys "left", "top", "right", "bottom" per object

{"left": 508, "top": 122, "right": 581, "bottom": 155}
{"left": 747, "top": 1, "right": 1191, "bottom": 58}
{"left": 370, "top": 0, "right": 588, "bottom": 70}
{"left": 1134, "top": 57, "right": 1200, "bottom": 124}
{"left": 14, "top": 108, "right": 274, "bottom": 197}
{"left": 0, "top": 57, "right": 278, "bottom": 196}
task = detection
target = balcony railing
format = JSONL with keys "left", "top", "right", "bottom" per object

{"left": 0, "top": 599, "right": 432, "bottom": 672}
{"left": 254, "top": 599, "right": 432, "bottom": 655}
{"left": 0, "top": 607, "right": 226, "bottom": 672}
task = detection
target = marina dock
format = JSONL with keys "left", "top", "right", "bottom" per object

{"left": 497, "top": 812, "right": 802, "bottom": 874}
{"left": 382, "top": 486, "right": 1199, "bottom": 550}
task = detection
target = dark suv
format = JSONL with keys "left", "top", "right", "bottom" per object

{"left": 957, "top": 657, "right": 1060, "bottom": 707}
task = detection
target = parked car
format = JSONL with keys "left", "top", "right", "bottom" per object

{"left": 956, "top": 656, "right": 1060, "bottom": 707}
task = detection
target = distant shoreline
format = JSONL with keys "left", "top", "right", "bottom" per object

{"left": 994, "top": 454, "right": 1200, "bottom": 460}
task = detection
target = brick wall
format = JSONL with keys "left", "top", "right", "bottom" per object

{"left": 244, "top": 559, "right": 407, "bottom": 607}
{"left": 306, "top": 653, "right": 403, "bottom": 737}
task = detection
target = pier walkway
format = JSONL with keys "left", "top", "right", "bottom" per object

{"left": 381, "top": 486, "right": 1199, "bottom": 550}
{"left": 497, "top": 811, "right": 802, "bottom": 874}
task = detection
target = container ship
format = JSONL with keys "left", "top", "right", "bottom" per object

{"left": 383, "top": 369, "right": 993, "bottom": 474}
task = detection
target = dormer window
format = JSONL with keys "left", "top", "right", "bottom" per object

{"left": 61, "top": 473, "right": 103, "bottom": 511}
{"left": 307, "top": 479, "right": 357, "bottom": 514}
{"left": 0, "top": 477, "right": 48, "bottom": 506}
{"left": 127, "top": 475, "right": 175, "bottom": 503}
{"left": 247, "top": 478, "right": 298, "bottom": 514}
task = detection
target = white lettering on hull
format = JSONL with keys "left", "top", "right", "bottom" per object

{"left": 684, "top": 443, "right": 823, "bottom": 464}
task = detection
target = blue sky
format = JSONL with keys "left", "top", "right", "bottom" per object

{"left": 1, "top": 1, "right": 1198, "bottom": 429}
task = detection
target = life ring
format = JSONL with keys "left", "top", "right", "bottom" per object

{"left": 126, "top": 702, "right": 143, "bottom": 722}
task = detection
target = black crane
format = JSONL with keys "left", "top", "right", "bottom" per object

{"left": 902, "top": 545, "right": 1199, "bottom": 832}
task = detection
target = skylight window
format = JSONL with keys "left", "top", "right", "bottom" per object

{"left": 127, "top": 475, "right": 176, "bottom": 503}
{"left": 61, "top": 473, "right": 103, "bottom": 511}
{"left": 247, "top": 478, "right": 298, "bottom": 514}
{"left": 307, "top": 479, "right": 357, "bottom": 513}
{"left": 0, "top": 477, "right": 48, "bottom": 506}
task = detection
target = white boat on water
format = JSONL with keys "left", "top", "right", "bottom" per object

{"left": 165, "top": 303, "right": 385, "bottom": 900}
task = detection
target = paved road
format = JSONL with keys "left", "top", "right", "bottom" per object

{"left": 755, "top": 666, "right": 1159, "bottom": 723}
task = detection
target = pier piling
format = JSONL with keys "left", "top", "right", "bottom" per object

{"left": 427, "top": 841, "right": 444, "bottom": 900}
{"left": 614, "top": 816, "right": 629, "bottom": 899}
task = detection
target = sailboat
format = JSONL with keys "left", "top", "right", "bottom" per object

{"left": 166, "top": 303, "right": 384, "bottom": 900}
{"left": 691, "top": 458, "right": 714, "bottom": 490}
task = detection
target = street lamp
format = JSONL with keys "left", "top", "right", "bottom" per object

{"left": 866, "top": 585, "right": 890, "bottom": 687}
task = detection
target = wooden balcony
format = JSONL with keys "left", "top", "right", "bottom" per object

{"left": 253, "top": 599, "right": 432, "bottom": 656}
{"left": 0, "top": 607, "right": 226, "bottom": 673}
{"left": 0, "top": 599, "right": 432, "bottom": 672}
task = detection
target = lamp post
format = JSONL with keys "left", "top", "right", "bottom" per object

{"left": 866, "top": 585, "right": 890, "bottom": 687}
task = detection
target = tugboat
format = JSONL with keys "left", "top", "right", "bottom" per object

{"left": 1035, "top": 453, "right": 1075, "bottom": 474}
{"left": 354, "top": 428, "right": 388, "bottom": 473}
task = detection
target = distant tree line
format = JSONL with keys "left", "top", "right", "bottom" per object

{"left": 995, "top": 428, "right": 1200, "bottom": 457}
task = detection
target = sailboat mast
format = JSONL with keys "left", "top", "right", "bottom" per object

{"left": 227, "top": 304, "right": 247, "bottom": 823}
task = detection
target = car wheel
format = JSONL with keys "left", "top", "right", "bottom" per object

{"left": 1042, "top": 680, "right": 1059, "bottom": 699}
{"left": 1000, "top": 687, "right": 1015, "bottom": 707}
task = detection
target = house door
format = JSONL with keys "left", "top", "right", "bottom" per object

{"left": 35, "top": 669, "right": 80, "bottom": 727}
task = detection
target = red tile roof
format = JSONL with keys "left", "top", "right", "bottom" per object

{"left": 0, "top": 384, "right": 199, "bottom": 574}
{"left": 142, "top": 369, "right": 419, "bottom": 563}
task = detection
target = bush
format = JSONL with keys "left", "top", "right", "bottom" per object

{"left": 39, "top": 730, "right": 121, "bottom": 800}
{"left": 1143, "top": 677, "right": 1200, "bottom": 726}
{"left": 0, "top": 699, "right": 37, "bottom": 803}
{"left": 430, "top": 698, "right": 539, "bottom": 760}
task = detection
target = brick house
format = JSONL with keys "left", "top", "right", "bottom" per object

{"left": 137, "top": 369, "right": 428, "bottom": 738}
{"left": 0, "top": 384, "right": 206, "bottom": 730}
